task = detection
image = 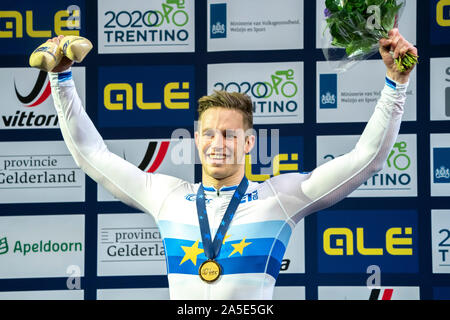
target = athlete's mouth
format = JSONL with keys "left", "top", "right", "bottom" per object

{"left": 206, "top": 153, "right": 231, "bottom": 164}
{"left": 208, "top": 154, "right": 227, "bottom": 160}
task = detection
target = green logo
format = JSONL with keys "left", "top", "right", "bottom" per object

{"left": 0, "top": 237, "right": 9, "bottom": 255}
{"left": 256, "top": 69, "right": 298, "bottom": 99}
{"left": 387, "top": 141, "right": 411, "bottom": 171}
{"left": 148, "top": 0, "right": 189, "bottom": 28}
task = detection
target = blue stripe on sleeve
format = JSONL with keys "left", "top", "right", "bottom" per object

{"left": 385, "top": 77, "right": 397, "bottom": 90}
{"left": 58, "top": 71, "right": 73, "bottom": 83}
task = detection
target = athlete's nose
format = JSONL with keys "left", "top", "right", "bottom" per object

{"left": 210, "top": 131, "right": 225, "bottom": 149}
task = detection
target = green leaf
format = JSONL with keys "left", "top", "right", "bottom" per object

{"left": 324, "top": 0, "right": 409, "bottom": 61}
{"left": 325, "top": 0, "right": 343, "bottom": 13}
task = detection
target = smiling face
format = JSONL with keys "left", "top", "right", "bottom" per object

{"left": 195, "top": 107, "right": 255, "bottom": 188}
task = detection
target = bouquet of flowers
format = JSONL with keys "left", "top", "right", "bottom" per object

{"left": 322, "top": 0, "right": 418, "bottom": 72}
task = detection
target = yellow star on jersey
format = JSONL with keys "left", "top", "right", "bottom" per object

{"left": 223, "top": 233, "right": 231, "bottom": 244}
{"left": 179, "top": 240, "right": 204, "bottom": 266}
{"left": 228, "top": 238, "right": 252, "bottom": 257}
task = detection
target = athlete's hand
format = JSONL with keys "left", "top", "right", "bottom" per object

{"left": 47, "top": 35, "right": 74, "bottom": 73}
{"left": 379, "top": 28, "right": 418, "bottom": 84}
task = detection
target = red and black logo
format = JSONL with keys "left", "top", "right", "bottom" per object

{"left": 2, "top": 70, "right": 57, "bottom": 128}
{"left": 369, "top": 288, "right": 394, "bottom": 300}
{"left": 14, "top": 70, "right": 51, "bottom": 107}
{"left": 138, "top": 141, "right": 170, "bottom": 172}
{"left": 123, "top": 141, "right": 170, "bottom": 173}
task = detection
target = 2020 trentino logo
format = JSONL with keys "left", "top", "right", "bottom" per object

{"left": 99, "top": 0, "right": 194, "bottom": 53}
{"left": 318, "top": 135, "right": 417, "bottom": 197}
{"left": 208, "top": 63, "right": 304, "bottom": 124}
{"left": 103, "top": 1, "right": 189, "bottom": 43}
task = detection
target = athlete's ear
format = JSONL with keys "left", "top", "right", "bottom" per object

{"left": 194, "top": 130, "right": 199, "bottom": 150}
{"left": 244, "top": 133, "right": 255, "bottom": 154}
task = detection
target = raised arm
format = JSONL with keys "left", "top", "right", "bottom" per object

{"left": 268, "top": 29, "right": 417, "bottom": 223}
{"left": 48, "top": 36, "right": 183, "bottom": 220}
{"left": 300, "top": 76, "right": 407, "bottom": 210}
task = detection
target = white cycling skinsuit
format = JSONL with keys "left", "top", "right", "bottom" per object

{"left": 49, "top": 69, "right": 408, "bottom": 300}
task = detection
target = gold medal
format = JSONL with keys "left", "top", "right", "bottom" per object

{"left": 199, "top": 259, "right": 221, "bottom": 283}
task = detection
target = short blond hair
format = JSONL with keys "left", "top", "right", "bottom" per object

{"left": 197, "top": 90, "right": 253, "bottom": 129}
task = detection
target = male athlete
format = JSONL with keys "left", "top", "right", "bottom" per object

{"left": 47, "top": 29, "right": 416, "bottom": 299}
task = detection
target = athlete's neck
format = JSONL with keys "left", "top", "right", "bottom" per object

{"left": 202, "top": 170, "right": 245, "bottom": 190}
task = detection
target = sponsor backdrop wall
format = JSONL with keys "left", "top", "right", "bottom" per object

{"left": 0, "top": 0, "right": 448, "bottom": 300}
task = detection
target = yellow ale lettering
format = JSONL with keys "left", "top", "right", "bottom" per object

{"left": 437, "top": 0, "right": 450, "bottom": 27}
{"left": 0, "top": 11, "right": 23, "bottom": 38}
{"left": 26, "top": 11, "right": 51, "bottom": 38}
{"left": 164, "top": 82, "right": 189, "bottom": 109}
{"left": 54, "top": 9, "right": 80, "bottom": 36}
{"left": 136, "top": 83, "right": 161, "bottom": 110}
{"left": 356, "top": 228, "right": 383, "bottom": 255}
{"left": 386, "top": 227, "right": 413, "bottom": 255}
{"left": 104, "top": 83, "right": 133, "bottom": 110}
{"left": 323, "top": 228, "right": 354, "bottom": 256}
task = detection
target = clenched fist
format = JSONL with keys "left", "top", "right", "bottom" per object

{"left": 379, "top": 28, "right": 418, "bottom": 84}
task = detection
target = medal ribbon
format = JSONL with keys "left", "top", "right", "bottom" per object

{"left": 196, "top": 177, "right": 249, "bottom": 260}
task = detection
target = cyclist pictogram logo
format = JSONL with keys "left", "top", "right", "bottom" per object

{"left": 255, "top": 69, "right": 298, "bottom": 99}
{"left": 150, "top": 0, "right": 189, "bottom": 27}
{"left": 387, "top": 141, "right": 411, "bottom": 171}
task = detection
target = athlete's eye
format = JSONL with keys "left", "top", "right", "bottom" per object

{"left": 225, "top": 130, "right": 237, "bottom": 139}
{"left": 203, "top": 129, "right": 215, "bottom": 138}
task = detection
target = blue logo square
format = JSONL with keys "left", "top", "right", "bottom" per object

{"left": 434, "top": 287, "right": 450, "bottom": 300}
{"left": 319, "top": 74, "right": 337, "bottom": 109}
{"left": 210, "top": 3, "right": 227, "bottom": 39}
{"left": 434, "top": 148, "right": 450, "bottom": 183}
